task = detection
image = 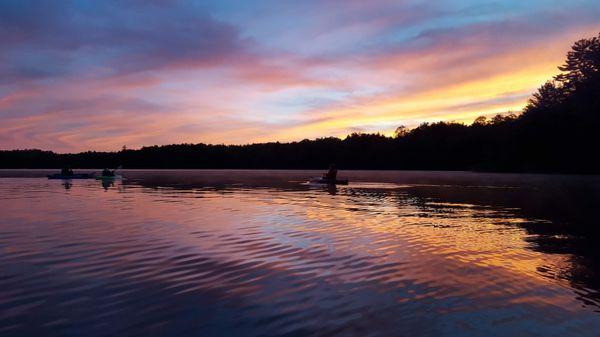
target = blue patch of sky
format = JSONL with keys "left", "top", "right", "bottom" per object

{"left": 242, "top": 88, "right": 351, "bottom": 125}
{"left": 203, "top": 0, "right": 597, "bottom": 58}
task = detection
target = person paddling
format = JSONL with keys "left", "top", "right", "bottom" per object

{"left": 322, "top": 164, "right": 338, "bottom": 180}
{"left": 60, "top": 166, "right": 74, "bottom": 176}
{"left": 309, "top": 163, "right": 347, "bottom": 185}
{"left": 101, "top": 168, "right": 115, "bottom": 177}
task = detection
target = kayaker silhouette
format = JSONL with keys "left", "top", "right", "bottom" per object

{"left": 61, "top": 166, "right": 74, "bottom": 176}
{"left": 102, "top": 168, "right": 115, "bottom": 177}
{"left": 309, "top": 164, "right": 347, "bottom": 185}
{"left": 323, "top": 164, "right": 338, "bottom": 180}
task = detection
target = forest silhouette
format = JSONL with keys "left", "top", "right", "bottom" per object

{"left": 2, "top": 33, "right": 599, "bottom": 173}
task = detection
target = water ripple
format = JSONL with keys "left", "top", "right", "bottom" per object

{"left": 1, "top": 175, "right": 600, "bottom": 336}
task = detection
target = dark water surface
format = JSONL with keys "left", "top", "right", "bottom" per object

{"left": 1, "top": 170, "right": 600, "bottom": 336}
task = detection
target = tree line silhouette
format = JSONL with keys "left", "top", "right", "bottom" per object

{"left": 2, "top": 33, "right": 599, "bottom": 173}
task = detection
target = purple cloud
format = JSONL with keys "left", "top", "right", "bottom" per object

{"left": 0, "top": 0, "right": 249, "bottom": 84}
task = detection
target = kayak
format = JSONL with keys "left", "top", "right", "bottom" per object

{"left": 95, "top": 175, "right": 122, "bottom": 180}
{"left": 48, "top": 173, "right": 94, "bottom": 180}
{"left": 309, "top": 177, "right": 349, "bottom": 185}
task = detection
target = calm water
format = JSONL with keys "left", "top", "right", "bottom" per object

{"left": 1, "top": 170, "right": 600, "bottom": 336}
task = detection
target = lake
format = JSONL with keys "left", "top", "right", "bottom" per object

{"left": 1, "top": 170, "right": 600, "bottom": 336}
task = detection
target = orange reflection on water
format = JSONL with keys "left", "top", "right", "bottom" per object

{"left": 1, "top": 176, "right": 599, "bottom": 335}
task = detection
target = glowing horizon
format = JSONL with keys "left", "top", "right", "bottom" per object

{"left": 1, "top": 1, "right": 599, "bottom": 152}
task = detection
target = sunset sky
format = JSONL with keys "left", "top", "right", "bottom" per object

{"left": 1, "top": 0, "right": 599, "bottom": 152}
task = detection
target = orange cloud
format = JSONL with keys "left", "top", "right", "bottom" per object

{"left": 253, "top": 26, "right": 598, "bottom": 142}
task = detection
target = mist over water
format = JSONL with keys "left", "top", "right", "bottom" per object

{"left": 1, "top": 170, "right": 600, "bottom": 336}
